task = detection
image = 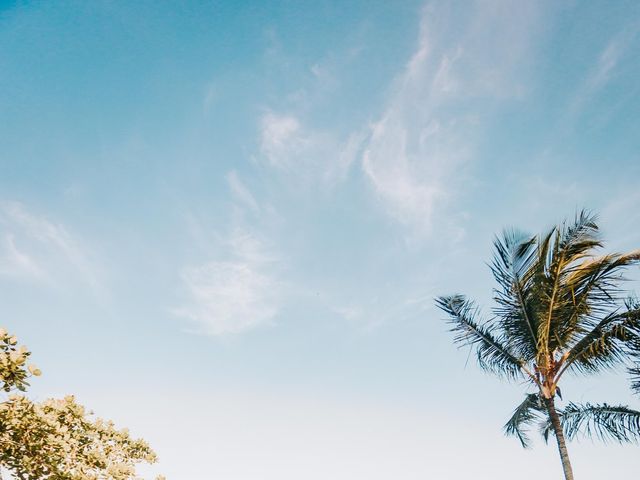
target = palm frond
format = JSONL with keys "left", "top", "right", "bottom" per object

{"left": 534, "top": 213, "right": 640, "bottom": 360}
{"left": 562, "top": 250, "right": 640, "bottom": 322}
{"left": 552, "top": 402, "right": 640, "bottom": 443}
{"left": 536, "top": 211, "right": 603, "bottom": 357}
{"left": 561, "top": 306, "right": 640, "bottom": 376}
{"left": 629, "top": 365, "right": 640, "bottom": 395}
{"left": 490, "top": 230, "right": 539, "bottom": 360}
{"left": 533, "top": 227, "right": 561, "bottom": 360}
{"left": 436, "top": 295, "right": 525, "bottom": 380}
{"left": 627, "top": 299, "right": 640, "bottom": 395}
{"left": 557, "top": 210, "right": 601, "bottom": 262}
{"left": 504, "top": 393, "right": 546, "bottom": 448}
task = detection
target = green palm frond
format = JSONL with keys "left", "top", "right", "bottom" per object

{"left": 536, "top": 211, "right": 604, "bottom": 358}
{"left": 504, "top": 393, "right": 546, "bottom": 448}
{"left": 629, "top": 366, "right": 640, "bottom": 395}
{"left": 563, "top": 251, "right": 640, "bottom": 303}
{"left": 490, "top": 230, "right": 539, "bottom": 360}
{"left": 627, "top": 299, "right": 640, "bottom": 395}
{"left": 561, "top": 250, "right": 640, "bottom": 328}
{"left": 436, "top": 295, "right": 524, "bottom": 380}
{"left": 541, "top": 403, "right": 640, "bottom": 444}
{"left": 562, "top": 306, "right": 640, "bottom": 376}
{"left": 556, "top": 210, "right": 601, "bottom": 261}
{"left": 438, "top": 210, "right": 640, "bottom": 478}
{"left": 533, "top": 228, "right": 564, "bottom": 360}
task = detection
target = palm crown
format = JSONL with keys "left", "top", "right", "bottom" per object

{"left": 437, "top": 211, "right": 640, "bottom": 479}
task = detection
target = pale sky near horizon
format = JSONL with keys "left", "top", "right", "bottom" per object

{"left": 1, "top": 1, "right": 640, "bottom": 478}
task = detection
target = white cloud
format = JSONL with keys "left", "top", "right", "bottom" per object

{"left": 175, "top": 176, "right": 281, "bottom": 336}
{"left": 227, "top": 171, "right": 260, "bottom": 214}
{"left": 332, "top": 130, "right": 367, "bottom": 183}
{"left": 362, "top": 115, "right": 452, "bottom": 233}
{"left": 258, "top": 111, "right": 364, "bottom": 185}
{"left": 0, "top": 201, "right": 100, "bottom": 291}
{"left": 260, "top": 112, "right": 306, "bottom": 169}
{"left": 0, "top": 233, "right": 46, "bottom": 280}
{"left": 255, "top": 22, "right": 370, "bottom": 187}
{"left": 562, "top": 24, "right": 640, "bottom": 124}
{"left": 586, "top": 26, "right": 639, "bottom": 94}
{"left": 175, "top": 256, "right": 278, "bottom": 336}
{"left": 361, "top": 0, "right": 541, "bottom": 235}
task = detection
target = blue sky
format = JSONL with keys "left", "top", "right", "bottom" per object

{"left": 1, "top": 0, "right": 640, "bottom": 478}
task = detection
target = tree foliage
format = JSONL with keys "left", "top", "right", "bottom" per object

{"left": 541, "top": 402, "right": 640, "bottom": 444}
{"left": 437, "top": 211, "right": 640, "bottom": 476}
{"left": 0, "top": 328, "right": 163, "bottom": 480}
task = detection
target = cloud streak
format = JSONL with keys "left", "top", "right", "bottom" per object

{"left": 0, "top": 201, "right": 101, "bottom": 291}
{"left": 567, "top": 23, "right": 640, "bottom": 117}
{"left": 175, "top": 175, "right": 282, "bottom": 336}
{"left": 175, "top": 238, "right": 279, "bottom": 335}
{"left": 259, "top": 111, "right": 365, "bottom": 185}
{"left": 260, "top": 112, "right": 306, "bottom": 170}
{"left": 360, "top": 0, "right": 541, "bottom": 235}
{"left": 586, "top": 25, "right": 639, "bottom": 94}
{"left": 227, "top": 171, "right": 260, "bottom": 214}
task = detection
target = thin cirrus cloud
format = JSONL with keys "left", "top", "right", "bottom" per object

{"left": 260, "top": 112, "right": 306, "bottom": 170}
{"left": 0, "top": 233, "right": 47, "bottom": 281}
{"left": 568, "top": 23, "right": 640, "bottom": 117}
{"left": 259, "top": 111, "right": 365, "bottom": 185}
{"left": 226, "top": 170, "right": 260, "bottom": 214}
{"left": 174, "top": 174, "right": 282, "bottom": 336}
{"left": 585, "top": 23, "right": 639, "bottom": 94}
{"left": 256, "top": 1, "right": 542, "bottom": 236}
{"left": 208, "top": 0, "right": 545, "bottom": 335}
{"left": 175, "top": 251, "right": 279, "bottom": 336}
{"left": 0, "top": 201, "right": 101, "bottom": 292}
{"left": 361, "top": 1, "right": 541, "bottom": 235}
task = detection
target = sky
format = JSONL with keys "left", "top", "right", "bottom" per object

{"left": 1, "top": 0, "right": 640, "bottom": 478}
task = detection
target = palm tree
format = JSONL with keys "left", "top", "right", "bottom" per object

{"left": 436, "top": 211, "right": 640, "bottom": 479}
{"left": 629, "top": 326, "right": 640, "bottom": 396}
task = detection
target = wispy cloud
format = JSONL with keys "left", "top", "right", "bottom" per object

{"left": 259, "top": 111, "right": 364, "bottom": 185}
{"left": 332, "top": 290, "right": 435, "bottom": 331}
{"left": 586, "top": 26, "right": 639, "bottom": 94}
{"left": 255, "top": 20, "right": 370, "bottom": 187}
{"left": 568, "top": 23, "right": 640, "bottom": 115}
{"left": 0, "top": 233, "right": 47, "bottom": 280}
{"left": 175, "top": 174, "right": 282, "bottom": 336}
{"left": 360, "top": 0, "right": 541, "bottom": 235}
{"left": 260, "top": 112, "right": 304, "bottom": 169}
{"left": 174, "top": 231, "right": 280, "bottom": 336}
{"left": 0, "top": 201, "right": 101, "bottom": 291}
{"left": 226, "top": 170, "right": 260, "bottom": 214}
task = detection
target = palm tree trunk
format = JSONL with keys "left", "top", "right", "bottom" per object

{"left": 545, "top": 396, "right": 574, "bottom": 480}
